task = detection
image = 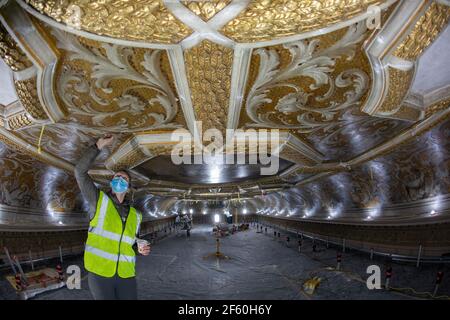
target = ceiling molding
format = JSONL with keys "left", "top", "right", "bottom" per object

{"left": 1, "top": 1, "right": 66, "bottom": 123}
{"left": 363, "top": 0, "right": 430, "bottom": 120}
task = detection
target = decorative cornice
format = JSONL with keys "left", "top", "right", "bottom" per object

{"left": 1, "top": 0, "right": 67, "bottom": 122}
{"left": 363, "top": 0, "right": 429, "bottom": 121}
{"left": 259, "top": 194, "right": 450, "bottom": 226}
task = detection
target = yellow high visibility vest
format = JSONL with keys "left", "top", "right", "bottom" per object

{"left": 84, "top": 191, "right": 142, "bottom": 278}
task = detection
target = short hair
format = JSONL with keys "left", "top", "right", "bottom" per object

{"left": 114, "top": 170, "right": 131, "bottom": 183}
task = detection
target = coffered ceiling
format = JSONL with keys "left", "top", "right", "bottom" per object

{"left": 0, "top": 0, "right": 449, "bottom": 226}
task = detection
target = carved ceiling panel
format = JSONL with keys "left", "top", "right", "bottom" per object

{"left": 13, "top": 123, "right": 129, "bottom": 166}
{"left": 309, "top": 114, "right": 410, "bottom": 161}
{"left": 220, "top": 0, "right": 386, "bottom": 42}
{"left": 0, "top": 0, "right": 449, "bottom": 225}
{"left": 22, "top": 0, "right": 193, "bottom": 43}
{"left": 182, "top": 1, "right": 232, "bottom": 21}
{"left": 50, "top": 28, "right": 187, "bottom": 133}
{"left": 289, "top": 118, "right": 450, "bottom": 211}
{"left": 240, "top": 23, "right": 373, "bottom": 134}
{"left": 0, "top": 141, "right": 85, "bottom": 212}
{"left": 184, "top": 40, "right": 233, "bottom": 134}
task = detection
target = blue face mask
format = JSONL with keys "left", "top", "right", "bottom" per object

{"left": 110, "top": 176, "right": 129, "bottom": 193}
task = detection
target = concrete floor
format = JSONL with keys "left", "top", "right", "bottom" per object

{"left": 1, "top": 224, "right": 449, "bottom": 300}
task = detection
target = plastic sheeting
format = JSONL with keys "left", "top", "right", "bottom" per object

{"left": 2, "top": 224, "right": 447, "bottom": 299}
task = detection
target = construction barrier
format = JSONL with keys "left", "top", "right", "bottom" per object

{"left": 433, "top": 271, "right": 444, "bottom": 296}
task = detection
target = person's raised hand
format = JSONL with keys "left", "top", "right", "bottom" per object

{"left": 96, "top": 134, "right": 114, "bottom": 150}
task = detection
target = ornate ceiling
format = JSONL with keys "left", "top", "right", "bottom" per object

{"left": 0, "top": 0, "right": 449, "bottom": 226}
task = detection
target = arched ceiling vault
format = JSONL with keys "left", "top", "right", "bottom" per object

{"left": 0, "top": 0, "right": 449, "bottom": 227}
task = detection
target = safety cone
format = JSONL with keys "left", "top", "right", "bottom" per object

{"left": 336, "top": 253, "right": 342, "bottom": 270}
{"left": 433, "top": 271, "right": 444, "bottom": 297}
{"left": 56, "top": 264, "right": 64, "bottom": 282}
{"left": 15, "top": 274, "right": 23, "bottom": 291}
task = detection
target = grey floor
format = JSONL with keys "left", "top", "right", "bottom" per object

{"left": 1, "top": 224, "right": 449, "bottom": 300}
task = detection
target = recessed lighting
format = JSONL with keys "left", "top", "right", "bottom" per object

{"left": 430, "top": 210, "right": 436, "bottom": 215}
{"left": 58, "top": 221, "right": 63, "bottom": 225}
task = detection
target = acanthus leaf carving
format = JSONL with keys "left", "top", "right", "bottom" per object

{"left": 53, "top": 29, "right": 181, "bottom": 132}
{"left": 245, "top": 22, "right": 370, "bottom": 134}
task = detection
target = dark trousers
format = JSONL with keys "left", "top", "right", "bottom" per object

{"left": 88, "top": 272, "right": 137, "bottom": 300}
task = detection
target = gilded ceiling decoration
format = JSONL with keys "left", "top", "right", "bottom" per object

{"left": 184, "top": 40, "right": 232, "bottom": 134}
{"left": 52, "top": 29, "right": 186, "bottom": 133}
{"left": 425, "top": 98, "right": 450, "bottom": 118}
{"left": 182, "top": 0, "right": 232, "bottom": 21}
{"left": 377, "top": 67, "right": 414, "bottom": 116}
{"left": 240, "top": 22, "right": 372, "bottom": 135}
{"left": 0, "top": 24, "right": 32, "bottom": 71}
{"left": 14, "top": 78, "right": 48, "bottom": 120}
{"left": 20, "top": 0, "right": 390, "bottom": 44}
{"left": 0, "top": 0, "right": 449, "bottom": 224}
{"left": 222, "top": 0, "right": 386, "bottom": 42}
{"left": 5, "top": 112, "right": 32, "bottom": 130}
{"left": 394, "top": 2, "right": 450, "bottom": 61}
{"left": 22, "top": 0, "right": 193, "bottom": 43}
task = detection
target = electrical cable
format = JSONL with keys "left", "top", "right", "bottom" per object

{"left": 37, "top": 125, "right": 46, "bottom": 154}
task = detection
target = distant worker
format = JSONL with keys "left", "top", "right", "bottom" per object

{"left": 184, "top": 214, "right": 192, "bottom": 239}
{"left": 74, "top": 135, "right": 151, "bottom": 300}
{"left": 175, "top": 213, "right": 181, "bottom": 236}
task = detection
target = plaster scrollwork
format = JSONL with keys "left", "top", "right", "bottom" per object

{"left": 245, "top": 22, "right": 370, "bottom": 134}
{"left": 53, "top": 29, "right": 181, "bottom": 132}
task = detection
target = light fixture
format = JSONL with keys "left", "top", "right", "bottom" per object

{"left": 243, "top": 208, "right": 247, "bottom": 214}
{"left": 210, "top": 165, "right": 221, "bottom": 181}
{"left": 430, "top": 210, "right": 436, "bottom": 215}
{"left": 189, "top": 208, "right": 193, "bottom": 214}
{"left": 58, "top": 221, "right": 63, "bottom": 225}
{"left": 214, "top": 214, "right": 220, "bottom": 223}
{"left": 202, "top": 210, "right": 207, "bottom": 215}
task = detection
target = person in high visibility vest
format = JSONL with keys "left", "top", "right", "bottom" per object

{"left": 75, "top": 135, "right": 151, "bottom": 300}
